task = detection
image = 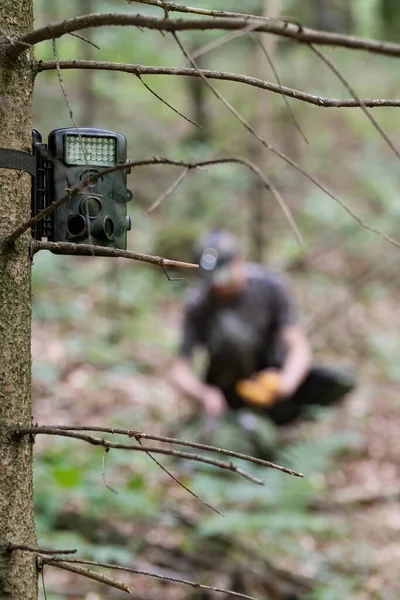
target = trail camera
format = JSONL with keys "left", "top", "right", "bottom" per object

{"left": 31, "top": 128, "right": 132, "bottom": 249}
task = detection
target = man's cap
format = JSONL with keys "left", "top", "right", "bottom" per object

{"left": 194, "top": 229, "right": 240, "bottom": 283}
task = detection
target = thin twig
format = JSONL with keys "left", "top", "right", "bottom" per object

{"left": 2, "top": 155, "right": 301, "bottom": 247}
{"left": 69, "top": 31, "right": 101, "bottom": 50}
{"left": 252, "top": 33, "right": 308, "bottom": 144}
{"left": 128, "top": 0, "right": 285, "bottom": 22}
{"left": 135, "top": 437, "right": 224, "bottom": 516}
{"left": 188, "top": 23, "right": 264, "bottom": 64}
{"left": 52, "top": 37, "right": 95, "bottom": 252}
{"left": 12, "top": 424, "right": 303, "bottom": 477}
{"left": 12, "top": 427, "right": 264, "bottom": 484}
{"left": 52, "top": 39, "right": 80, "bottom": 130}
{"left": 41, "top": 567, "right": 47, "bottom": 600}
{"left": 42, "top": 557, "right": 259, "bottom": 600}
{"left": 161, "top": 265, "right": 183, "bottom": 281}
{"left": 36, "top": 60, "right": 400, "bottom": 109}
{"left": 9, "top": 12, "right": 400, "bottom": 60}
{"left": 0, "top": 27, "right": 31, "bottom": 47}
{"left": 261, "top": 172, "right": 304, "bottom": 245}
{"left": 101, "top": 449, "right": 118, "bottom": 494}
{"left": 30, "top": 240, "right": 199, "bottom": 270}
{"left": 148, "top": 168, "right": 189, "bottom": 213}
{"left": 309, "top": 43, "right": 400, "bottom": 160}
{"left": 137, "top": 75, "right": 203, "bottom": 129}
{"left": 39, "top": 557, "right": 133, "bottom": 594}
{"left": 172, "top": 33, "right": 400, "bottom": 251}
{"left": 5, "top": 154, "right": 395, "bottom": 251}
{"left": 5, "top": 544, "right": 77, "bottom": 555}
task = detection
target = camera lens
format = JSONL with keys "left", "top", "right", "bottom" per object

{"left": 103, "top": 216, "right": 114, "bottom": 239}
{"left": 90, "top": 215, "right": 115, "bottom": 241}
{"left": 80, "top": 196, "right": 102, "bottom": 218}
{"left": 67, "top": 214, "right": 87, "bottom": 237}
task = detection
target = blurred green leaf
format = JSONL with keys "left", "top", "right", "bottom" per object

{"left": 51, "top": 465, "right": 82, "bottom": 488}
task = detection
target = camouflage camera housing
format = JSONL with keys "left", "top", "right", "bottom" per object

{"left": 47, "top": 127, "right": 132, "bottom": 250}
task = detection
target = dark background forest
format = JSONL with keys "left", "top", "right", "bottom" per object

{"left": 30, "top": 1, "right": 400, "bottom": 598}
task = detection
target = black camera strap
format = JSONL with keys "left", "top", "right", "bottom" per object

{"left": 0, "top": 148, "right": 37, "bottom": 177}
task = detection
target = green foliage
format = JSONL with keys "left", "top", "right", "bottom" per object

{"left": 188, "top": 433, "right": 354, "bottom": 546}
{"left": 33, "top": 437, "right": 164, "bottom": 565}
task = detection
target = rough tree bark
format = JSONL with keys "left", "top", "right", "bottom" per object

{"left": 0, "top": 0, "right": 37, "bottom": 598}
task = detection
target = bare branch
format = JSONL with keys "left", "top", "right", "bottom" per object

{"left": 2, "top": 155, "right": 300, "bottom": 248}
{"left": 42, "top": 556, "right": 259, "bottom": 600}
{"left": 5, "top": 154, "right": 396, "bottom": 251}
{"left": 5, "top": 544, "right": 76, "bottom": 556}
{"left": 101, "top": 450, "right": 119, "bottom": 494}
{"left": 12, "top": 424, "right": 303, "bottom": 477}
{"left": 128, "top": 0, "right": 283, "bottom": 22}
{"left": 309, "top": 44, "right": 400, "bottom": 160}
{"left": 41, "top": 567, "right": 47, "bottom": 600}
{"left": 161, "top": 265, "right": 183, "bottom": 281}
{"left": 39, "top": 557, "right": 133, "bottom": 594}
{"left": 188, "top": 22, "right": 266, "bottom": 65}
{"left": 30, "top": 240, "right": 199, "bottom": 271}
{"left": 137, "top": 76, "right": 203, "bottom": 129}
{"left": 12, "top": 427, "right": 264, "bottom": 485}
{"left": 52, "top": 39, "right": 80, "bottom": 131}
{"left": 252, "top": 33, "right": 309, "bottom": 144}
{"left": 9, "top": 12, "right": 400, "bottom": 60}
{"left": 36, "top": 60, "right": 400, "bottom": 109}
{"left": 68, "top": 32, "right": 100, "bottom": 50}
{"left": 147, "top": 168, "right": 189, "bottom": 213}
{"left": 172, "top": 35, "right": 400, "bottom": 251}
{"left": 0, "top": 27, "right": 31, "bottom": 48}
{"left": 261, "top": 173, "right": 304, "bottom": 245}
{"left": 135, "top": 437, "right": 224, "bottom": 516}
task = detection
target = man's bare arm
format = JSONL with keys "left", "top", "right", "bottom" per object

{"left": 170, "top": 357, "right": 226, "bottom": 417}
{"left": 278, "top": 325, "right": 312, "bottom": 397}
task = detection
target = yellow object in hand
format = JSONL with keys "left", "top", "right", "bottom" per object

{"left": 236, "top": 371, "right": 281, "bottom": 407}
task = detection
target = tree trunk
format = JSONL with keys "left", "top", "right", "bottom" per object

{"left": 248, "top": 0, "right": 280, "bottom": 262}
{"left": 314, "top": 0, "right": 353, "bottom": 33}
{"left": 186, "top": 35, "right": 210, "bottom": 143}
{"left": 0, "top": 1, "right": 37, "bottom": 598}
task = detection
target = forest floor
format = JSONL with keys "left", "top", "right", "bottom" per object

{"left": 31, "top": 272, "right": 400, "bottom": 600}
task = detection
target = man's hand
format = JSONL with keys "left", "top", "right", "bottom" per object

{"left": 171, "top": 358, "right": 226, "bottom": 417}
{"left": 202, "top": 386, "right": 227, "bottom": 417}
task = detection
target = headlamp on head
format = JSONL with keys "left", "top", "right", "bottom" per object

{"left": 195, "top": 230, "right": 240, "bottom": 284}
{"left": 199, "top": 247, "right": 219, "bottom": 271}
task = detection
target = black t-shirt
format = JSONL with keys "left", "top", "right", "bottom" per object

{"left": 179, "top": 263, "right": 298, "bottom": 365}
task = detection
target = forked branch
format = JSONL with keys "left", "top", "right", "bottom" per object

{"left": 11, "top": 426, "right": 265, "bottom": 484}
{"left": 38, "top": 556, "right": 133, "bottom": 594}
{"left": 171, "top": 34, "right": 400, "bottom": 251}
{"left": 7, "top": 12, "right": 400, "bottom": 60}
{"left": 128, "top": 0, "right": 286, "bottom": 21}
{"left": 12, "top": 424, "right": 303, "bottom": 477}
{"left": 36, "top": 61, "right": 400, "bottom": 109}
{"left": 3, "top": 156, "right": 300, "bottom": 247}
{"left": 5, "top": 155, "right": 399, "bottom": 252}
{"left": 40, "top": 556, "right": 259, "bottom": 600}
